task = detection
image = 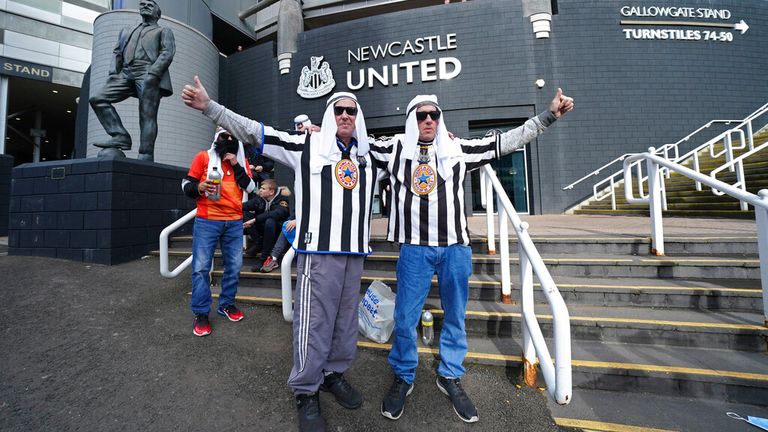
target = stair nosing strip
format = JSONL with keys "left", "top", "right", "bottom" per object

{"left": 553, "top": 417, "right": 677, "bottom": 432}
{"left": 215, "top": 294, "right": 766, "bottom": 331}
{"left": 213, "top": 271, "right": 762, "bottom": 292}
{"left": 355, "top": 341, "right": 768, "bottom": 382}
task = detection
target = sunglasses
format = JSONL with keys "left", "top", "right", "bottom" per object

{"left": 334, "top": 106, "right": 358, "bottom": 116}
{"left": 415, "top": 110, "right": 441, "bottom": 121}
{"left": 218, "top": 133, "right": 233, "bottom": 141}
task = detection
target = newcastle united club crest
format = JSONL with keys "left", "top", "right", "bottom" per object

{"left": 297, "top": 56, "right": 336, "bottom": 99}
{"left": 412, "top": 164, "right": 436, "bottom": 195}
{"left": 335, "top": 159, "right": 358, "bottom": 189}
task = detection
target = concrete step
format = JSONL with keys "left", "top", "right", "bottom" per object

{"left": 664, "top": 182, "right": 768, "bottom": 193}
{"left": 356, "top": 333, "right": 768, "bottom": 406}
{"left": 199, "top": 250, "right": 761, "bottom": 279}
{"left": 584, "top": 201, "right": 745, "bottom": 210}
{"left": 681, "top": 156, "right": 768, "bottom": 171}
{"left": 223, "top": 269, "right": 764, "bottom": 312}
{"left": 359, "top": 253, "right": 762, "bottom": 280}
{"left": 666, "top": 171, "right": 768, "bottom": 184}
{"left": 664, "top": 188, "right": 762, "bottom": 198}
{"left": 170, "top": 234, "right": 760, "bottom": 256}
{"left": 680, "top": 158, "right": 768, "bottom": 172}
{"left": 548, "top": 387, "right": 768, "bottom": 432}
{"left": 225, "top": 288, "right": 767, "bottom": 351}
{"left": 573, "top": 209, "right": 755, "bottom": 219}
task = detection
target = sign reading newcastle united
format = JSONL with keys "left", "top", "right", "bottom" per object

{"left": 346, "top": 33, "right": 461, "bottom": 90}
{"left": 619, "top": 6, "right": 749, "bottom": 42}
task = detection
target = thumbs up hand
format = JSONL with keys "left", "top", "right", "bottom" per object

{"left": 181, "top": 75, "right": 211, "bottom": 111}
{"left": 549, "top": 87, "right": 574, "bottom": 119}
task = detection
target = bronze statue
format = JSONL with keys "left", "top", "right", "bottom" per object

{"left": 90, "top": 0, "right": 175, "bottom": 161}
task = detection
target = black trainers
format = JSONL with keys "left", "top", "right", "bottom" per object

{"left": 436, "top": 376, "right": 479, "bottom": 423}
{"left": 319, "top": 372, "right": 362, "bottom": 409}
{"left": 296, "top": 393, "right": 326, "bottom": 432}
{"left": 380, "top": 376, "right": 413, "bottom": 420}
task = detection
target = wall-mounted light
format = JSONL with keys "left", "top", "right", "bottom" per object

{"left": 52, "top": 90, "right": 58, "bottom": 94}
{"left": 535, "top": 79, "right": 546, "bottom": 89}
{"left": 530, "top": 13, "right": 552, "bottom": 39}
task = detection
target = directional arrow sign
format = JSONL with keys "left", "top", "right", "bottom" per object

{"left": 734, "top": 19, "right": 749, "bottom": 34}
{"left": 620, "top": 19, "right": 750, "bottom": 34}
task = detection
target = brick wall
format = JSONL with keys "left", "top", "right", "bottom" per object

{"left": 8, "top": 158, "right": 194, "bottom": 264}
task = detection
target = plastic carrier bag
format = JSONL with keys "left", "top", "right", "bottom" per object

{"left": 358, "top": 280, "right": 396, "bottom": 343}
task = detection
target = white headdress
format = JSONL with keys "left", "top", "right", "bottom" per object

{"left": 402, "top": 95, "right": 461, "bottom": 177}
{"left": 294, "top": 114, "right": 311, "bottom": 130}
{"left": 311, "top": 92, "right": 369, "bottom": 173}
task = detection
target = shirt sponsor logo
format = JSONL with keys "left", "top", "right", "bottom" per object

{"left": 335, "top": 159, "right": 359, "bottom": 190}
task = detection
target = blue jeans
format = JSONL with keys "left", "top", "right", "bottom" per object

{"left": 388, "top": 244, "right": 473, "bottom": 384}
{"left": 190, "top": 217, "right": 243, "bottom": 315}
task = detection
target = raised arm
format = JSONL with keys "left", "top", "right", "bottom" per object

{"left": 182, "top": 75, "right": 304, "bottom": 168}
{"left": 181, "top": 75, "right": 264, "bottom": 147}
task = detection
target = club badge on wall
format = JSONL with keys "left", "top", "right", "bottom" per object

{"left": 297, "top": 56, "right": 336, "bottom": 99}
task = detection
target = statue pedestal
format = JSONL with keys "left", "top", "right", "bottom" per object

{"left": 96, "top": 147, "right": 126, "bottom": 159}
{"left": 7, "top": 157, "right": 194, "bottom": 265}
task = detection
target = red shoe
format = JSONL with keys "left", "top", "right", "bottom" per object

{"left": 217, "top": 304, "right": 244, "bottom": 322}
{"left": 193, "top": 314, "right": 211, "bottom": 337}
{"left": 260, "top": 256, "right": 279, "bottom": 273}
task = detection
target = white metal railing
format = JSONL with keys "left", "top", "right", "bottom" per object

{"left": 710, "top": 142, "right": 768, "bottom": 211}
{"left": 280, "top": 247, "right": 296, "bottom": 321}
{"left": 160, "top": 209, "right": 197, "bottom": 278}
{"left": 624, "top": 148, "right": 768, "bottom": 326}
{"left": 481, "top": 165, "right": 572, "bottom": 405}
{"left": 563, "top": 102, "right": 768, "bottom": 210}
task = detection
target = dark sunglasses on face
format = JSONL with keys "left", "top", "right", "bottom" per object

{"left": 333, "top": 106, "right": 358, "bottom": 116}
{"left": 416, "top": 110, "right": 441, "bottom": 121}
{"left": 219, "top": 133, "right": 233, "bottom": 141}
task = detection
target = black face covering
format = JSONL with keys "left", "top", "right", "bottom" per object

{"left": 215, "top": 138, "right": 238, "bottom": 157}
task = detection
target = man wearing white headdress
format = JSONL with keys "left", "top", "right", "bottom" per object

{"left": 369, "top": 90, "right": 574, "bottom": 423}
{"left": 182, "top": 127, "right": 255, "bottom": 337}
{"left": 182, "top": 76, "right": 385, "bottom": 432}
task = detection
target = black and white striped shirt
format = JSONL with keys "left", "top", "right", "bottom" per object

{"left": 205, "top": 101, "right": 383, "bottom": 255}
{"left": 369, "top": 111, "right": 555, "bottom": 247}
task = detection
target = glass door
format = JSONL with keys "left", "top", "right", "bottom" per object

{"left": 469, "top": 120, "right": 529, "bottom": 214}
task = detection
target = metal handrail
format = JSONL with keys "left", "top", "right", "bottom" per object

{"left": 709, "top": 142, "right": 768, "bottom": 211}
{"left": 623, "top": 148, "right": 768, "bottom": 326}
{"left": 562, "top": 118, "right": 740, "bottom": 193}
{"left": 564, "top": 101, "right": 768, "bottom": 210}
{"left": 159, "top": 209, "right": 196, "bottom": 278}
{"left": 280, "top": 248, "right": 296, "bottom": 322}
{"left": 482, "top": 165, "right": 572, "bottom": 405}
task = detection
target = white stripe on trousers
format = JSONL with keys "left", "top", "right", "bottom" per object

{"left": 298, "top": 254, "right": 311, "bottom": 372}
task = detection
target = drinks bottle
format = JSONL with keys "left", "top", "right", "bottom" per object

{"left": 421, "top": 310, "right": 434, "bottom": 346}
{"left": 208, "top": 167, "right": 222, "bottom": 201}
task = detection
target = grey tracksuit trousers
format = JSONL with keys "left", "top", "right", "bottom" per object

{"left": 287, "top": 252, "right": 365, "bottom": 395}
